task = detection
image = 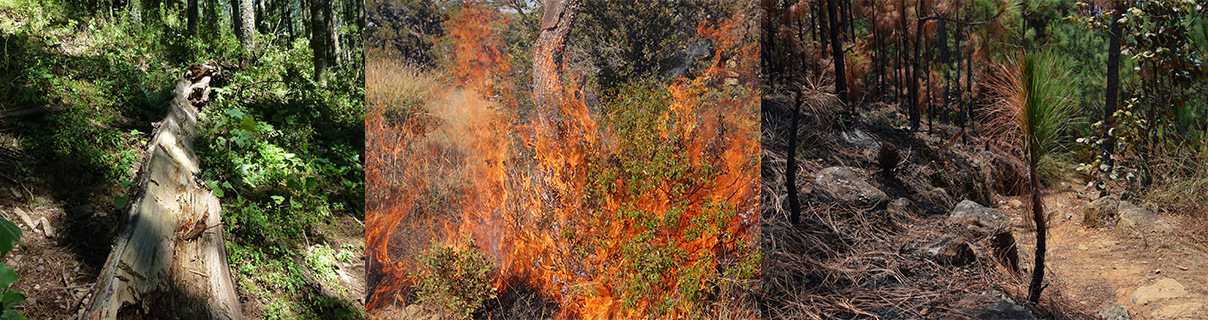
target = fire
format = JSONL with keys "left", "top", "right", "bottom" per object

{"left": 367, "top": 3, "right": 758, "bottom": 319}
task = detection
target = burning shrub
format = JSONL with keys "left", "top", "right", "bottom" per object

{"left": 415, "top": 236, "right": 498, "bottom": 320}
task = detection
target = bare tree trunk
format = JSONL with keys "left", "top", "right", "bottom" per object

{"left": 311, "top": 0, "right": 329, "bottom": 84}
{"left": 129, "top": 0, "right": 141, "bottom": 25}
{"left": 329, "top": 2, "right": 341, "bottom": 68}
{"left": 825, "top": 0, "right": 848, "bottom": 111}
{"left": 788, "top": 89, "right": 802, "bottom": 225}
{"left": 187, "top": 0, "right": 198, "bottom": 36}
{"left": 240, "top": 0, "right": 255, "bottom": 52}
{"left": 1104, "top": 0, "right": 1125, "bottom": 167}
{"left": 910, "top": 0, "right": 925, "bottom": 131}
{"left": 532, "top": 0, "right": 582, "bottom": 111}
{"left": 939, "top": 18, "right": 950, "bottom": 124}
{"left": 1026, "top": 147, "right": 1046, "bottom": 304}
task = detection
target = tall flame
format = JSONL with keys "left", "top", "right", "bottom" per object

{"left": 367, "top": 3, "right": 758, "bottom": 318}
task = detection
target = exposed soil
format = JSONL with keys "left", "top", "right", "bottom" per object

{"left": 1008, "top": 188, "right": 1208, "bottom": 320}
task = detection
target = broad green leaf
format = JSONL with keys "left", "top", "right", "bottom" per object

{"left": 271, "top": 196, "right": 285, "bottom": 205}
{"left": 0, "top": 265, "right": 16, "bottom": 290}
{"left": 114, "top": 195, "right": 128, "bottom": 209}
{"left": 212, "top": 188, "right": 225, "bottom": 198}
{"left": 1, "top": 289, "right": 24, "bottom": 309}
{"left": 0, "top": 309, "right": 25, "bottom": 320}
{"left": 0, "top": 221, "right": 19, "bottom": 258}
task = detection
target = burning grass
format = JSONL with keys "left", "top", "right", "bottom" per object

{"left": 366, "top": 4, "right": 760, "bottom": 319}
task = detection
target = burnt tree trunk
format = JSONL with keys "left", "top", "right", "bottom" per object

{"left": 83, "top": 63, "right": 242, "bottom": 320}
{"left": 909, "top": 0, "right": 925, "bottom": 131}
{"left": 788, "top": 90, "right": 802, "bottom": 225}
{"left": 1026, "top": 146, "right": 1046, "bottom": 304}
{"left": 825, "top": 0, "right": 848, "bottom": 110}
{"left": 1104, "top": 1, "right": 1125, "bottom": 167}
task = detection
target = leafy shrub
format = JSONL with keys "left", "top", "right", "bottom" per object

{"left": 415, "top": 235, "right": 497, "bottom": 320}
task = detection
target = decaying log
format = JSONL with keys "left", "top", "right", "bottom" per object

{"left": 79, "top": 64, "right": 241, "bottom": 320}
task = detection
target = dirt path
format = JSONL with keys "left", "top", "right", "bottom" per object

{"left": 1010, "top": 186, "right": 1208, "bottom": 319}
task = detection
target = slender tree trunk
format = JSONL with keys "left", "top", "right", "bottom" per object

{"left": 532, "top": 0, "right": 582, "bottom": 110}
{"left": 240, "top": 0, "right": 255, "bottom": 52}
{"left": 311, "top": 0, "right": 328, "bottom": 84}
{"left": 910, "top": 0, "right": 925, "bottom": 130}
{"left": 1027, "top": 147, "right": 1046, "bottom": 304}
{"left": 789, "top": 89, "right": 802, "bottom": 225}
{"left": 826, "top": 0, "right": 849, "bottom": 110}
{"left": 940, "top": 18, "right": 950, "bottom": 124}
{"left": 187, "top": 0, "right": 198, "bottom": 36}
{"left": 1104, "top": 1, "right": 1124, "bottom": 167}
{"left": 820, "top": 0, "right": 829, "bottom": 55}
{"left": 232, "top": 0, "right": 243, "bottom": 43}
{"left": 129, "top": 0, "right": 141, "bottom": 25}
{"left": 329, "top": 3, "right": 341, "bottom": 68}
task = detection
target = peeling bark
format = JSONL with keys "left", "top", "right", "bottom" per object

{"left": 81, "top": 64, "right": 242, "bottom": 320}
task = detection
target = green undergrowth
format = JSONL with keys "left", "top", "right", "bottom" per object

{"left": 194, "top": 28, "right": 365, "bottom": 320}
{"left": 2, "top": 0, "right": 365, "bottom": 318}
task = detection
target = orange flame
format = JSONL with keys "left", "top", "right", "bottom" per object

{"left": 367, "top": 4, "right": 758, "bottom": 319}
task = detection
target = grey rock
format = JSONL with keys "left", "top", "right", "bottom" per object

{"left": 1085, "top": 196, "right": 1121, "bottom": 228}
{"left": 946, "top": 200, "right": 1011, "bottom": 239}
{"left": 12, "top": 207, "right": 34, "bottom": 230}
{"left": 1098, "top": 305, "right": 1130, "bottom": 320}
{"left": 920, "top": 233, "right": 976, "bottom": 266}
{"left": 1117, "top": 201, "right": 1172, "bottom": 233}
{"left": 814, "top": 167, "right": 887, "bottom": 208}
{"left": 67, "top": 205, "right": 92, "bottom": 219}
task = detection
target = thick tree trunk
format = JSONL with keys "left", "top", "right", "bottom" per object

{"left": 329, "top": 4, "right": 341, "bottom": 68}
{"left": 1104, "top": 1, "right": 1124, "bottom": 167}
{"left": 825, "top": 0, "right": 848, "bottom": 110}
{"left": 82, "top": 64, "right": 242, "bottom": 320}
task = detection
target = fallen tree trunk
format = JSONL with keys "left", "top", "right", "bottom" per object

{"left": 78, "top": 63, "right": 242, "bottom": 320}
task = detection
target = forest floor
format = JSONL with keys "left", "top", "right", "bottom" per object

{"left": 761, "top": 94, "right": 1207, "bottom": 320}
{"left": 1011, "top": 188, "right": 1208, "bottom": 320}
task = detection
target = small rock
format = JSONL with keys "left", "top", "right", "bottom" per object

{"left": 813, "top": 167, "right": 888, "bottom": 208}
{"left": 1117, "top": 201, "right": 1172, "bottom": 233}
{"left": 920, "top": 234, "right": 976, "bottom": 266}
{"left": 1131, "top": 278, "right": 1186, "bottom": 305}
{"left": 946, "top": 200, "right": 1011, "bottom": 238}
{"left": 1098, "top": 305, "right": 1129, "bottom": 320}
{"left": 12, "top": 207, "right": 34, "bottom": 230}
{"left": 888, "top": 198, "right": 918, "bottom": 216}
{"left": 1085, "top": 196, "right": 1120, "bottom": 228}
{"left": 39, "top": 217, "right": 54, "bottom": 238}
{"left": 67, "top": 205, "right": 92, "bottom": 219}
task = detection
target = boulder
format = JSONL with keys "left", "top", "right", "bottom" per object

{"left": 920, "top": 234, "right": 976, "bottom": 266}
{"left": 1117, "top": 201, "right": 1172, "bottom": 233}
{"left": 1131, "top": 278, "right": 1186, "bottom": 305}
{"left": 1097, "top": 305, "right": 1129, "bottom": 320}
{"left": 946, "top": 200, "right": 1011, "bottom": 239}
{"left": 814, "top": 167, "right": 887, "bottom": 208}
{"left": 1084, "top": 196, "right": 1120, "bottom": 228}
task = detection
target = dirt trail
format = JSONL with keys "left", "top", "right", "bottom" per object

{"left": 1010, "top": 186, "right": 1208, "bottom": 319}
